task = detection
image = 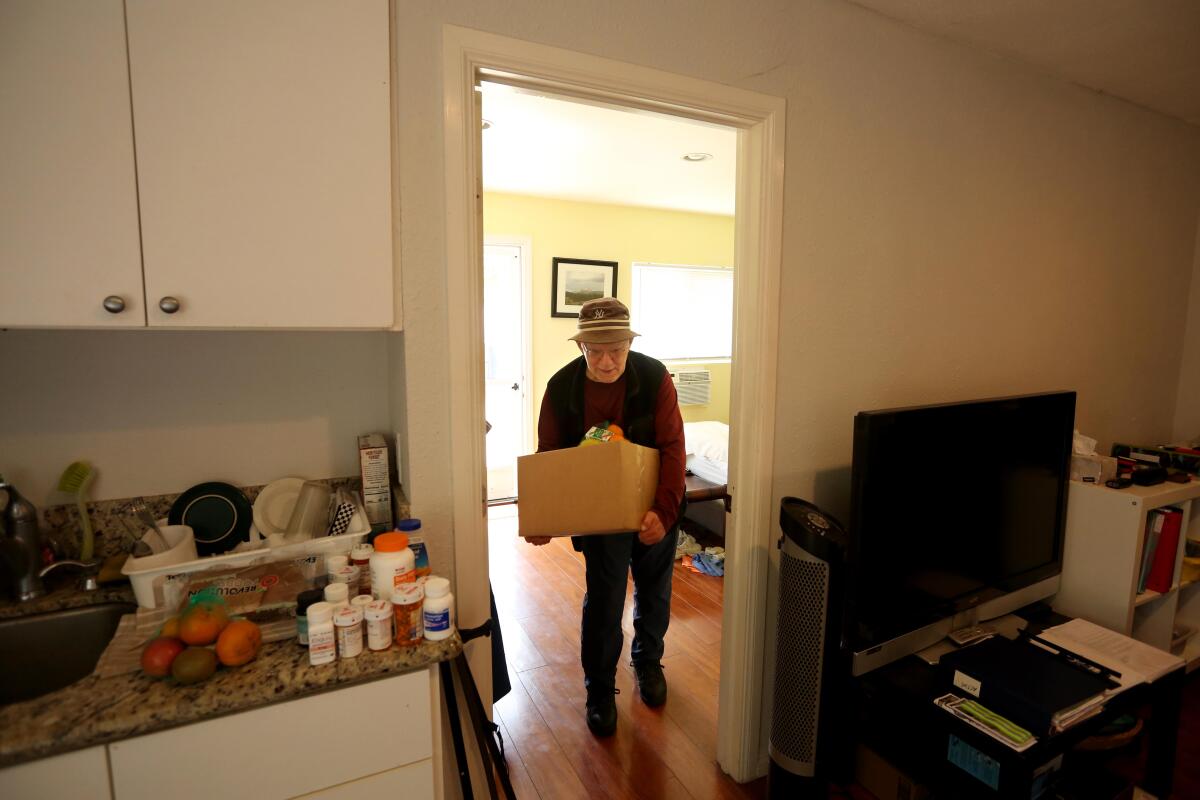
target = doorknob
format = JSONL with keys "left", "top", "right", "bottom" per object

{"left": 102, "top": 295, "right": 126, "bottom": 313}
{"left": 511, "top": 383, "right": 519, "bottom": 391}
{"left": 158, "top": 296, "right": 181, "bottom": 314}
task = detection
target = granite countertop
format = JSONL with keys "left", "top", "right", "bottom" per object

{"left": 0, "top": 605, "right": 461, "bottom": 768}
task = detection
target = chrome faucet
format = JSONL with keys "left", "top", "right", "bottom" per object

{"left": 0, "top": 477, "right": 46, "bottom": 601}
{"left": 38, "top": 559, "right": 101, "bottom": 592}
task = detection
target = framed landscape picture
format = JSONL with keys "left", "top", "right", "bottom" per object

{"left": 551, "top": 257, "right": 618, "bottom": 318}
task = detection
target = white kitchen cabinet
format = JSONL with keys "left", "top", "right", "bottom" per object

{"left": 0, "top": 0, "right": 145, "bottom": 328}
{"left": 1054, "top": 479, "right": 1200, "bottom": 670}
{"left": 0, "top": 745, "right": 112, "bottom": 799}
{"left": 1, "top": 0, "right": 394, "bottom": 330}
{"left": 108, "top": 669, "right": 434, "bottom": 799}
{"left": 125, "top": 0, "right": 394, "bottom": 329}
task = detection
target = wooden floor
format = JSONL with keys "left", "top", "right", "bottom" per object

{"left": 488, "top": 505, "right": 767, "bottom": 800}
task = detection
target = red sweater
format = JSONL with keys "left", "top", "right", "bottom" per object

{"left": 537, "top": 371, "right": 686, "bottom": 530}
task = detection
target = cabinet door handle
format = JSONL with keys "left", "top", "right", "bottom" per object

{"left": 102, "top": 295, "right": 126, "bottom": 314}
{"left": 158, "top": 296, "right": 181, "bottom": 314}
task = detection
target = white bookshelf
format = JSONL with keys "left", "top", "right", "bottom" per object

{"left": 1053, "top": 479, "right": 1200, "bottom": 672}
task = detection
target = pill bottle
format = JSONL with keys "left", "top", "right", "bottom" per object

{"left": 397, "top": 519, "right": 431, "bottom": 577}
{"left": 422, "top": 576, "right": 455, "bottom": 641}
{"left": 331, "top": 564, "right": 360, "bottom": 596}
{"left": 364, "top": 599, "right": 394, "bottom": 651}
{"left": 324, "top": 580, "right": 350, "bottom": 610}
{"left": 369, "top": 532, "right": 415, "bottom": 601}
{"left": 295, "top": 588, "right": 325, "bottom": 646}
{"left": 350, "top": 543, "right": 374, "bottom": 596}
{"left": 326, "top": 554, "right": 349, "bottom": 578}
{"left": 351, "top": 594, "right": 374, "bottom": 612}
{"left": 307, "top": 602, "right": 336, "bottom": 665}
{"left": 392, "top": 583, "right": 425, "bottom": 646}
{"left": 334, "top": 605, "right": 364, "bottom": 659}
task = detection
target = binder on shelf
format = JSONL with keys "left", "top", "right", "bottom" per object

{"left": 1138, "top": 510, "right": 1164, "bottom": 594}
{"left": 938, "top": 636, "right": 1114, "bottom": 737}
{"left": 1145, "top": 506, "right": 1183, "bottom": 593}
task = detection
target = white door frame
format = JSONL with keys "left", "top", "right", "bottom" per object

{"left": 443, "top": 25, "right": 785, "bottom": 781}
{"left": 483, "top": 235, "right": 535, "bottom": 472}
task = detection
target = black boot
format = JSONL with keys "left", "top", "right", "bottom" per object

{"left": 634, "top": 662, "right": 667, "bottom": 707}
{"left": 585, "top": 687, "right": 618, "bottom": 736}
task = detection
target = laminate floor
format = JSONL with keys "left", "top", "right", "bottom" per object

{"left": 488, "top": 504, "right": 767, "bottom": 800}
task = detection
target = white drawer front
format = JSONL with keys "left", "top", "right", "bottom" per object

{"left": 0, "top": 745, "right": 111, "bottom": 800}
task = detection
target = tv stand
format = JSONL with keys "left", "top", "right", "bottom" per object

{"left": 852, "top": 612, "right": 1183, "bottom": 798}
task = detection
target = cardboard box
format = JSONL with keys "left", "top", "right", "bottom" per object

{"left": 855, "top": 744, "right": 930, "bottom": 800}
{"left": 358, "top": 433, "right": 393, "bottom": 533}
{"left": 517, "top": 441, "right": 658, "bottom": 537}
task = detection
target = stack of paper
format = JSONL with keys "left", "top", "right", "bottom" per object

{"left": 1036, "top": 618, "right": 1183, "bottom": 693}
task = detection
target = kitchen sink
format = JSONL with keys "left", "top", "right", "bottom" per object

{"left": 0, "top": 601, "right": 136, "bottom": 705}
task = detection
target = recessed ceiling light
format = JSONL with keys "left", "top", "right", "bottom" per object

{"left": 482, "top": 119, "right": 494, "bottom": 130}
{"left": 682, "top": 152, "right": 712, "bottom": 162}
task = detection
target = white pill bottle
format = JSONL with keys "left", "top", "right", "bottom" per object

{"left": 422, "top": 576, "right": 455, "bottom": 641}
{"left": 369, "top": 531, "right": 415, "bottom": 602}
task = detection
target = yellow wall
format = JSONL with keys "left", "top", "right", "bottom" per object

{"left": 483, "top": 192, "right": 735, "bottom": 426}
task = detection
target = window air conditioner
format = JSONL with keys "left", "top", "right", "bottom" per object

{"left": 670, "top": 369, "right": 711, "bottom": 406}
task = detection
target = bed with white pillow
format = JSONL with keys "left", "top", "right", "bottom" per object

{"left": 682, "top": 421, "right": 730, "bottom": 538}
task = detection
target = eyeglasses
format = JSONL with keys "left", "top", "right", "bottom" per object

{"left": 581, "top": 343, "right": 631, "bottom": 361}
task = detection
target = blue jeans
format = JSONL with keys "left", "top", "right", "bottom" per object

{"left": 578, "top": 528, "right": 676, "bottom": 692}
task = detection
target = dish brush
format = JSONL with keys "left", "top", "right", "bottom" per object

{"left": 57, "top": 460, "right": 97, "bottom": 562}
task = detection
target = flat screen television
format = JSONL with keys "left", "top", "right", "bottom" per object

{"left": 847, "top": 391, "right": 1076, "bottom": 675}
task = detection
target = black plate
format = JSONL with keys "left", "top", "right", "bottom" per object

{"left": 168, "top": 482, "right": 253, "bottom": 557}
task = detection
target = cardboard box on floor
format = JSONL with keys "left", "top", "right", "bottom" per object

{"left": 855, "top": 744, "right": 930, "bottom": 800}
{"left": 517, "top": 441, "right": 658, "bottom": 537}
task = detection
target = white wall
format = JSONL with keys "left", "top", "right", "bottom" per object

{"left": 0, "top": 330, "right": 392, "bottom": 508}
{"left": 1175, "top": 217, "right": 1200, "bottom": 443}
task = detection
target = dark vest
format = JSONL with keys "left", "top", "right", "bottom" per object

{"left": 544, "top": 350, "right": 667, "bottom": 449}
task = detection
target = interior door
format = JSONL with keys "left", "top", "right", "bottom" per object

{"left": 483, "top": 243, "right": 528, "bottom": 501}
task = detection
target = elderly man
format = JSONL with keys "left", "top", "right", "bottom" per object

{"left": 527, "top": 297, "right": 686, "bottom": 736}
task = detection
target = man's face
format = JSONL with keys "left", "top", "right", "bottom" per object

{"left": 579, "top": 340, "right": 632, "bottom": 383}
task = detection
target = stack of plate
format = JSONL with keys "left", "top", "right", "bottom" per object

{"left": 168, "top": 482, "right": 252, "bottom": 557}
{"left": 252, "top": 477, "right": 308, "bottom": 538}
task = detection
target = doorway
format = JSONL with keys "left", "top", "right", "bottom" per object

{"left": 480, "top": 81, "right": 743, "bottom": 794}
{"left": 483, "top": 237, "right": 532, "bottom": 503}
{"left": 444, "top": 25, "right": 786, "bottom": 782}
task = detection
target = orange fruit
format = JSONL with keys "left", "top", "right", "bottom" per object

{"left": 178, "top": 603, "right": 230, "bottom": 646}
{"left": 607, "top": 423, "right": 624, "bottom": 441}
{"left": 215, "top": 620, "right": 263, "bottom": 667}
{"left": 159, "top": 615, "right": 181, "bottom": 638}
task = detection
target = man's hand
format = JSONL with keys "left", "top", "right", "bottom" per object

{"left": 525, "top": 536, "right": 552, "bottom": 546}
{"left": 638, "top": 510, "right": 666, "bottom": 546}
